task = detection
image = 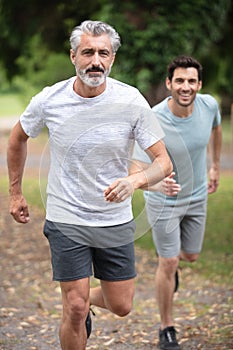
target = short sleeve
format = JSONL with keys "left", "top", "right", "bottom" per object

{"left": 20, "top": 89, "right": 47, "bottom": 138}
{"left": 132, "top": 141, "right": 151, "bottom": 163}
{"left": 134, "top": 107, "right": 165, "bottom": 150}
{"left": 213, "top": 99, "right": 221, "bottom": 127}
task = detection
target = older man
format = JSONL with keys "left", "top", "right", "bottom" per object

{"left": 7, "top": 20, "right": 172, "bottom": 350}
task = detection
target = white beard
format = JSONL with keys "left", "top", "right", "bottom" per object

{"left": 77, "top": 67, "right": 111, "bottom": 87}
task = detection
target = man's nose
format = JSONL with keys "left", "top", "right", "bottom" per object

{"left": 92, "top": 52, "right": 101, "bottom": 66}
{"left": 182, "top": 80, "right": 190, "bottom": 90}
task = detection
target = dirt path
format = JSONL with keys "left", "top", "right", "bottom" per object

{"left": 0, "top": 195, "right": 232, "bottom": 350}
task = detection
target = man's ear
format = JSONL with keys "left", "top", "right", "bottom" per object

{"left": 70, "top": 49, "right": 76, "bottom": 65}
{"left": 165, "top": 77, "right": 171, "bottom": 91}
{"left": 198, "top": 80, "right": 202, "bottom": 91}
{"left": 110, "top": 54, "right": 116, "bottom": 68}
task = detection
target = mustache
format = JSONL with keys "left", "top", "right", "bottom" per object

{"left": 86, "top": 66, "right": 105, "bottom": 73}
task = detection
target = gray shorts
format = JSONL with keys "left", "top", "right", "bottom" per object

{"left": 43, "top": 219, "right": 136, "bottom": 282}
{"left": 146, "top": 199, "right": 207, "bottom": 258}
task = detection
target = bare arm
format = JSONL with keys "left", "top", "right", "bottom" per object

{"left": 7, "top": 121, "right": 30, "bottom": 223}
{"left": 104, "top": 140, "right": 173, "bottom": 202}
{"left": 130, "top": 159, "right": 181, "bottom": 196}
{"left": 208, "top": 124, "right": 222, "bottom": 194}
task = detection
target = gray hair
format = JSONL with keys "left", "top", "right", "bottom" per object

{"left": 70, "top": 20, "right": 121, "bottom": 54}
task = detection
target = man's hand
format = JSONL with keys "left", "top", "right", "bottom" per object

{"left": 10, "top": 194, "right": 30, "bottom": 223}
{"left": 104, "top": 178, "right": 135, "bottom": 203}
{"left": 208, "top": 166, "right": 220, "bottom": 194}
{"left": 157, "top": 172, "right": 181, "bottom": 196}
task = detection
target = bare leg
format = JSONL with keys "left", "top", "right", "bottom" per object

{"left": 59, "top": 278, "right": 90, "bottom": 350}
{"left": 90, "top": 286, "right": 105, "bottom": 308}
{"left": 90, "top": 278, "right": 135, "bottom": 317}
{"left": 156, "top": 252, "right": 199, "bottom": 329}
{"left": 180, "top": 250, "right": 199, "bottom": 263}
{"left": 155, "top": 256, "right": 179, "bottom": 329}
{"left": 59, "top": 276, "right": 134, "bottom": 349}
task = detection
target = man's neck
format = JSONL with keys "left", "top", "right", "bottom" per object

{"left": 73, "top": 78, "right": 106, "bottom": 98}
{"left": 168, "top": 98, "right": 194, "bottom": 118}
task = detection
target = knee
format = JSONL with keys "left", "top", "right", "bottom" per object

{"left": 159, "top": 256, "right": 179, "bottom": 274}
{"left": 107, "top": 294, "right": 133, "bottom": 317}
{"left": 70, "top": 298, "right": 87, "bottom": 319}
{"left": 64, "top": 293, "right": 88, "bottom": 323}
{"left": 181, "top": 252, "right": 199, "bottom": 263}
{"left": 112, "top": 300, "right": 132, "bottom": 317}
{"left": 101, "top": 280, "right": 134, "bottom": 317}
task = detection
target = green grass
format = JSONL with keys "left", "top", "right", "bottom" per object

{"left": 193, "top": 175, "right": 233, "bottom": 283}
{"left": 0, "top": 93, "right": 25, "bottom": 117}
{"left": 221, "top": 119, "right": 233, "bottom": 149}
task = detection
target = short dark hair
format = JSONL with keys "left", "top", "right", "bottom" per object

{"left": 167, "top": 55, "right": 203, "bottom": 81}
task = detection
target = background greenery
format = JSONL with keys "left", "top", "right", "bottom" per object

{"left": 0, "top": 92, "right": 25, "bottom": 116}
{"left": 0, "top": 0, "right": 232, "bottom": 111}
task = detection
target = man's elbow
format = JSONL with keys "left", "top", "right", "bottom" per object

{"left": 164, "top": 157, "right": 173, "bottom": 177}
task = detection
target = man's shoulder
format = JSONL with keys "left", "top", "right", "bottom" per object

{"left": 36, "top": 76, "right": 75, "bottom": 99}
{"left": 107, "top": 77, "right": 140, "bottom": 92}
{"left": 196, "top": 93, "right": 219, "bottom": 108}
{"left": 152, "top": 97, "right": 169, "bottom": 113}
{"left": 107, "top": 77, "right": 149, "bottom": 107}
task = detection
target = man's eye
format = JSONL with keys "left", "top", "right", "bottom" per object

{"left": 82, "top": 50, "right": 93, "bottom": 56}
{"left": 100, "top": 51, "right": 109, "bottom": 57}
{"left": 84, "top": 51, "right": 93, "bottom": 56}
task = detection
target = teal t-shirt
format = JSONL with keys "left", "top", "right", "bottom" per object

{"left": 133, "top": 93, "right": 221, "bottom": 205}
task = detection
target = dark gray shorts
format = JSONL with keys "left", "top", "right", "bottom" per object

{"left": 43, "top": 219, "right": 136, "bottom": 282}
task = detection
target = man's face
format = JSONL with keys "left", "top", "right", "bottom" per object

{"left": 70, "top": 33, "right": 115, "bottom": 88}
{"left": 166, "top": 67, "right": 202, "bottom": 108}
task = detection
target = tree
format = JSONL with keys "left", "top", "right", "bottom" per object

{"left": 200, "top": 3, "right": 233, "bottom": 115}
{"left": 0, "top": 0, "right": 103, "bottom": 78}
{"left": 0, "top": 0, "right": 231, "bottom": 106}
{"left": 98, "top": 0, "right": 231, "bottom": 104}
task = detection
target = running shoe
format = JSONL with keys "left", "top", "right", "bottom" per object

{"left": 159, "top": 326, "right": 181, "bottom": 350}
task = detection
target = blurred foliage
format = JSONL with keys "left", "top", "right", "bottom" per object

{"left": 0, "top": 0, "right": 232, "bottom": 106}
{"left": 12, "top": 34, "right": 75, "bottom": 103}
{"left": 97, "top": 0, "right": 233, "bottom": 106}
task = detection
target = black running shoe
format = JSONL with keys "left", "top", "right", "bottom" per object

{"left": 159, "top": 326, "right": 181, "bottom": 350}
{"left": 85, "top": 311, "right": 92, "bottom": 338}
{"left": 85, "top": 308, "right": 95, "bottom": 338}
{"left": 174, "top": 270, "right": 179, "bottom": 293}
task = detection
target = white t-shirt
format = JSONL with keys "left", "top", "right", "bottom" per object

{"left": 20, "top": 76, "right": 164, "bottom": 226}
